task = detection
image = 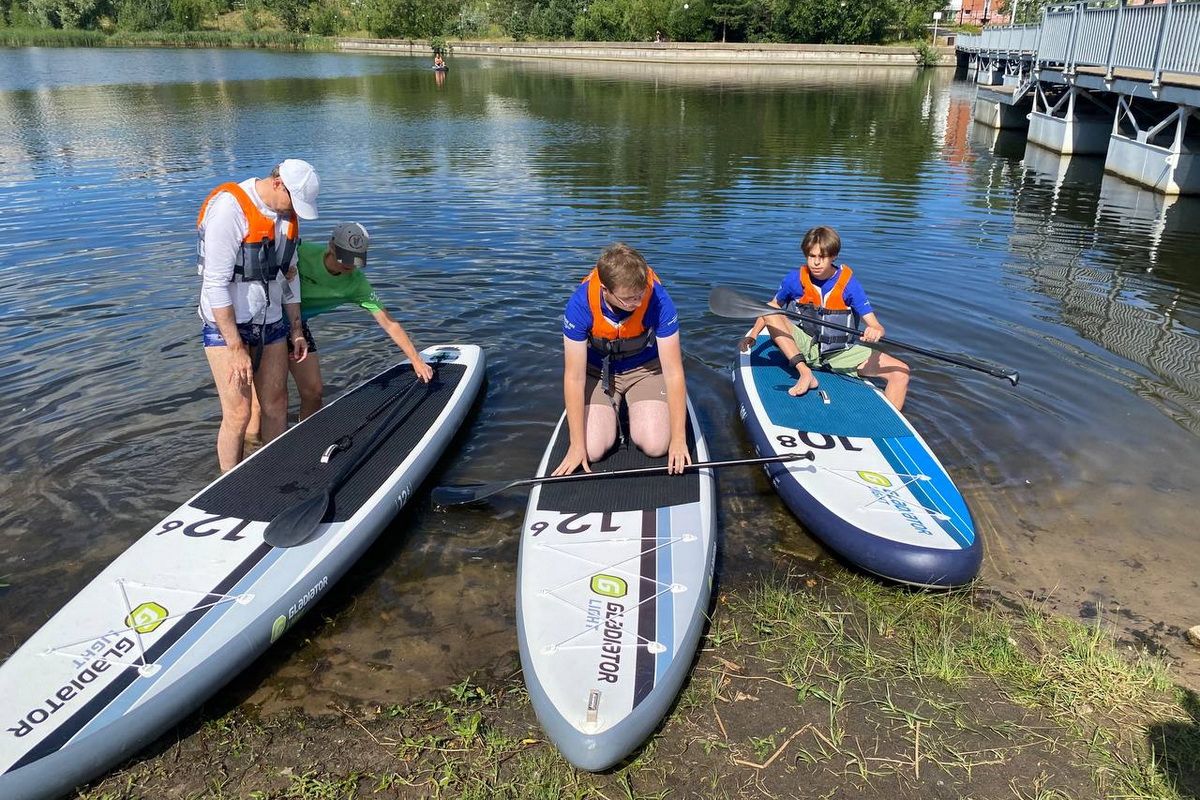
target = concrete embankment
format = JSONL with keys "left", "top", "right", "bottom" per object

{"left": 337, "top": 38, "right": 955, "bottom": 67}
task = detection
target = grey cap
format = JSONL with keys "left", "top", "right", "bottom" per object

{"left": 331, "top": 222, "right": 369, "bottom": 267}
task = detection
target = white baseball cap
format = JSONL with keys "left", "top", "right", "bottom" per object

{"left": 278, "top": 159, "right": 320, "bottom": 220}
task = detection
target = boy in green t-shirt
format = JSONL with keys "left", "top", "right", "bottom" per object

{"left": 249, "top": 222, "right": 432, "bottom": 437}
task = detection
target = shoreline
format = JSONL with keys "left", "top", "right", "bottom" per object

{"left": 75, "top": 568, "right": 1198, "bottom": 799}
{"left": 338, "top": 37, "right": 957, "bottom": 67}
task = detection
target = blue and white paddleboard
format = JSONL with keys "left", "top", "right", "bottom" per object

{"left": 0, "top": 345, "right": 486, "bottom": 800}
{"left": 517, "top": 398, "right": 716, "bottom": 771}
{"left": 734, "top": 333, "right": 980, "bottom": 587}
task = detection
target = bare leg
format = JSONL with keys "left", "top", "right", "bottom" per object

{"left": 584, "top": 402, "right": 618, "bottom": 462}
{"left": 253, "top": 341, "right": 290, "bottom": 444}
{"left": 763, "top": 314, "right": 818, "bottom": 397}
{"left": 290, "top": 351, "right": 324, "bottom": 421}
{"left": 628, "top": 400, "right": 670, "bottom": 457}
{"left": 859, "top": 351, "right": 910, "bottom": 411}
{"left": 204, "top": 346, "right": 252, "bottom": 472}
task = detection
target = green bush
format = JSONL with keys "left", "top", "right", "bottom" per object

{"left": 914, "top": 40, "right": 942, "bottom": 65}
{"left": 306, "top": 2, "right": 341, "bottom": 35}
{"left": 572, "top": 0, "right": 627, "bottom": 40}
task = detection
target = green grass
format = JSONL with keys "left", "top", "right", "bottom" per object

{"left": 76, "top": 571, "right": 1199, "bottom": 800}
{"left": 0, "top": 27, "right": 333, "bottom": 50}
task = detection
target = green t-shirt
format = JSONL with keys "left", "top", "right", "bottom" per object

{"left": 296, "top": 242, "right": 384, "bottom": 321}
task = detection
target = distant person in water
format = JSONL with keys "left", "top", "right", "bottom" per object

{"left": 196, "top": 159, "right": 318, "bottom": 472}
{"left": 739, "top": 225, "right": 910, "bottom": 410}
{"left": 553, "top": 243, "right": 691, "bottom": 476}
{"left": 247, "top": 222, "right": 432, "bottom": 440}
{"left": 433, "top": 53, "right": 446, "bottom": 68}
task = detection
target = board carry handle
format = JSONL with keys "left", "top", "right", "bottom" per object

{"left": 431, "top": 452, "right": 815, "bottom": 507}
{"left": 708, "top": 286, "right": 1020, "bottom": 386}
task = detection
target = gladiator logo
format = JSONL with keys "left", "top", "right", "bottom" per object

{"left": 270, "top": 615, "right": 288, "bottom": 643}
{"left": 591, "top": 574, "right": 627, "bottom": 598}
{"left": 857, "top": 471, "right": 892, "bottom": 488}
{"left": 125, "top": 602, "right": 168, "bottom": 634}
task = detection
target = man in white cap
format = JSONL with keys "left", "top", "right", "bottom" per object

{"left": 196, "top": 159, "right": 320, "bottom": 471}
{"left": 247, "top": 221, "right": 433, "bottom": 439}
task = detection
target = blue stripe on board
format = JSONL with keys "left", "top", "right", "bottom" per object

{"left": 654, "top": 506, "right": 674, "bottom": 687}
{"left": 876, "top": 437, "right": 974, "bottom": 548}
{"left": 879, "top": 436, "right": 974, "bottom": 542}
{"left": 71, "top": 546, "right": 287, "bottom": 742}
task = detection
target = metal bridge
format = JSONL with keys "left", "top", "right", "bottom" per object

{"left": 955, "top": 0, "right": 1200, "bottom": 193}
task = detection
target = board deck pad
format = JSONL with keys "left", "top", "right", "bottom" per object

{"left": 736, "top": 335, "right": 979, "bottom": 587}
{"left": 0, "top": 345, "right": 485, "bottom": 800}
{"left": 518, "top": 403, "right": 715, "bottom": 771}
{"left": 538, "top": 423, "right": 700, "bottom": 512}
{"left": 197, "top": 363, "right": 465, "bottom": 521}
{"left": 749, "top": 340, "right": 911, "bottom": 438}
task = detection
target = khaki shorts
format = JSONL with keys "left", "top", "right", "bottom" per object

{"left": 791, "top": 325, "right": 872, "bottom": 375}
{"left": 585, "top": 359, "right": 667, "bottom": 407}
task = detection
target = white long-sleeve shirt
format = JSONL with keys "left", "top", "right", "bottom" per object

{"left": 197, "top": 178, "right": 301, "bottom": 325}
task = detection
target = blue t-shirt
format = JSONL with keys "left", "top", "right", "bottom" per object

{"left": 773, "top": 266, "right": 873, "bottom": 318}
{"left": 562, "top": 281, "right": 680, "bottom": 372}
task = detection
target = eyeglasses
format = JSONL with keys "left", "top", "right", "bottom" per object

{"left": 603, "top": 285, "right": 647, "bottom": 307}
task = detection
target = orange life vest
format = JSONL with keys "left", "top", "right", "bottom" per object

{"left": 795, "top": 264, "right": 858, "bottom": 357}
{"left": 583, "top": 266, "right": 660, "bottom": 357}
{"left": 196, "top": 182, "right": 299, "bottom": 283}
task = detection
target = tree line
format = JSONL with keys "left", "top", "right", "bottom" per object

{"left": 0, "top": 0, "right": 950, "bottom": 44}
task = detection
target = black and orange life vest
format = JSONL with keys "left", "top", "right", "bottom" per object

{"left": 795, "top": 264, "right": 858, "bottom": 357}
{"left": 583, "top": 266, "right": 661, "bottom": 359}
{"left": 196, "top": 182, "right": 299, "bottom": 283}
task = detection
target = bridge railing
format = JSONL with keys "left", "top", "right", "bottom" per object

{"left": 959, "top": 0, "right": 1200, "bottom": 83}
{"left": 968, "top": 23, "right": 1042, "bottom": 53}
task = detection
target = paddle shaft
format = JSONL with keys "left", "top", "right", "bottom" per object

{"left": 710, "top": 287, "right": 1019, "bottom": 386}
{"left": 263, "top": 359, "right": 445, "bottom": 548}
{"left": 433, "top": 452, "right": 813, "bottom": 506}
{"left": 530, "top": 452, "right": 810, "bottom": 487}
{"left": 326, "top": 372, "right": 439, "bottom": 488}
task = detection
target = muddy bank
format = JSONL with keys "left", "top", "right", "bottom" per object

{"left": 78, "top": 567, "right": 1199, "bottom": 800}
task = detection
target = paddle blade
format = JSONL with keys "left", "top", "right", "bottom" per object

{"left": 708, "top": 286, "right": 771, "bottom": 320}
{"left": 431, "top": 483, "right": 498, "bottom": 508}
{"left": 263, "top": 490, "right": 331, "bottom": 548}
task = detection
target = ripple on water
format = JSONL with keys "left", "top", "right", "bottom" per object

{"left": 1, "top": 52, "right": 1198, "bottom": 696}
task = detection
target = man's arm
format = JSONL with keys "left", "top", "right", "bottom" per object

{"left": 201, "top": 197, "right": 253, "bottom": 385}
{"left": 371, "top": 309, "right": 432, "bottom": 381}
{"left": 858, "top": 311, "right": 885, "bottom": 343}
{"left": 552, "top": 336, "right": 591, "bottom": 476}
{"left": 656, "top": 332, "right": 691, "bottom": 474}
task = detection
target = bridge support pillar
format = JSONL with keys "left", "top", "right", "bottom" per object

{"left": 973, "top": 87, "right": 1031, "bottom": 130}
{"left": 1105, "top": 98, "right": 1200, "bottom": 195}
{"left": 975, "top": 56, "right": 1004, "bottom": 86}
{"left": 1028, "top": 84, "right": 1111, "bottom": 155}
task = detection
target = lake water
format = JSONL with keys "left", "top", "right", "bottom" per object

{"left": 1, "top": 47, "right": 1198, "bottom": 704}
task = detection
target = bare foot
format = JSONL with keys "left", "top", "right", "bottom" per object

{"left": 788, "top": 367, "right": 820, "bottom": 397}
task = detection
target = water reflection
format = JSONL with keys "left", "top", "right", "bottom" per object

{"left": 1, "top": 51, "right": 1198, "bottom": 697}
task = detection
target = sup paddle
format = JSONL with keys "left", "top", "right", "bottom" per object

{"left": 263, "top": 369, "right": 434, "bottom": 549}
{"left": 708, "top": 286, "right": 1020, "bottom": 386}
{"left": 432, "top": 452, "right": 814, "bottom": 507}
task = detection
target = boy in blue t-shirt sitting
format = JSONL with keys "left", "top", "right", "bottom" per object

{"left": 554, "top": 243, "right": 692, "bottom": 476}
{"left": 739, "top": 226, "right": 910, "bottom": 410}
